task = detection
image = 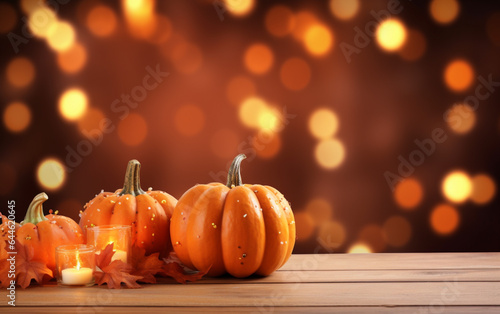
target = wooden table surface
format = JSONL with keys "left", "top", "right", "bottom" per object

{"left": 2, "top": 253, "right": 500, "bottom": 313}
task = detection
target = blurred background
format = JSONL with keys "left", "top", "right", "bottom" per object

{"left": 1, "top": 0, "right": 499, "bottom": 253}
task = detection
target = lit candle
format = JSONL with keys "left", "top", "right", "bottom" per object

{"left": 61, "top": 267, "right": 93, "bottom": 285}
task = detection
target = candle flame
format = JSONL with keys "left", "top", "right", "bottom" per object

{"left": 76, "top": 251, "right": 81, "bottom": 270}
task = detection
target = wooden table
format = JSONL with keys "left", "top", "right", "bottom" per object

{"left": 2, "top": 253, "right": 500, "bottom": 312}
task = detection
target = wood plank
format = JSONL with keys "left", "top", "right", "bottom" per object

{"left": 4, "top": 282, "right": 500, "bottom": 307}
{"left": 154, "top": 268, "right": 500, "bottom": 284}
{"left": 4, "top": 306, "right": 500, "bottom": 313}
{"left": 281, "top": 253, "right": 500, "bottom": 271}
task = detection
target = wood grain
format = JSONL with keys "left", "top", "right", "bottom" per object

{"left": 1, "top": 253, "right": 499, "bottom": 310}
{"left": 281, "top": 253, "right": 500, "bottom": 271}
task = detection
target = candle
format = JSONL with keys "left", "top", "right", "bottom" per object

{"left": 55, "top": 244, "right": 95, "bottom": 287}
{"left": 111, "top": 250, "right": 128, "bottom": 263}
{"left": 61, "top": 267, "right": 93, "bottom": 285}
{"left": 87, "top": 225, "right": 131, "bottom": 264}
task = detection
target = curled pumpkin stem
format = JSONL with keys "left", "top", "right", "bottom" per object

{"left": 120, "top": 159, "right": 145, "bottom": 196}
{"left": 22, "top": 192, "right": 49, "bottom": 225}
{"left": 226, "top": 154, "right": 247, "bottom": 188}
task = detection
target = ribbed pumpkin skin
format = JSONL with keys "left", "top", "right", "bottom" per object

{"left": 80, "top": 190, "right": 176, "bottom": 256}
{"left": 79, "top": 160, "right": 177, "bottom": 257}
{"left": 170, "top": 182, "right": 295, "bottom": 278}
{"left": 16, "top": 193, "right": 85, "bottom": 271}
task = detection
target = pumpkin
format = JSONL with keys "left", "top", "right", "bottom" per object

{"left": 79, "top": 159, "right": 177, "bottom": 257}
{"left": 170, "top": 154, "right": 296, "bottom": 278}
{"left": 16, "top": 193, "right": 85, "bottom": 271}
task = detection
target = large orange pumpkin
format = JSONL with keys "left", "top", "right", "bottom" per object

{"left": 170, "top": 154, "right": 296, "bottom": 278}
{"left": 79, "top": 159, "right": 177, "bottom": 256}
{"left": 16, "top": 193, "right": 85, "bottom": 271}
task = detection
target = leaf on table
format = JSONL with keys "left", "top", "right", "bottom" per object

{"left": 159, "top": 255, "right": 209, "bottom": 284}
{"left": 130, "top": 246, "right": 164, "bottom": 284}
{"left": 95, "top": 243, "right": 142, "bottom": 289}
{"left": 15, "top": 242, "right": 53, "bottom": 289}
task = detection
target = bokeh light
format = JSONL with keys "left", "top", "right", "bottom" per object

{"left": 226, "top": 76, "right": 256, "bottom": 106}
{"left": 170, "top": 41, "right": 203, "bottom": 74}
{"left": 446, "top": 103, "right": 476, "bottom": 134}
{"left": 470, "top": 174, "right": 496, "bottom": 205}
{"left": 308, "top": 108, "right": 339, "bottom": 139}
{"left": 329, "top": 0, "right": 359, "bottom": 20}
{"left": 376, "top": 19, "right": 407, "bottom": 52}
{"left": 223, "top": 0, "right": 255, "bottom": 17}
{"left": 28, "top": 6, "right": 57, "bottom": 38}
{"left": 398, "top": 29, "right": 427, "bottom": 61}
{"left": 21, "top": 0, "right": 42, "bottom": 14}
{"left": 304, "top": 24, "right": 334, "bottom": 56}
{"left": 47, "top": 21, "right": 76, "bottom": 52}
{"left": 122, "top": 0, "right": 156, "bottom": 38}
{"left": 318, "top": 221, "right": 346, "bottom": 250}
{"left": 244, "top": 43, "right": 274, "bottom": 75}
{"left": 430, "top": 0, "right": 460, "bottom": 25}
{"left": 348, "top": 243, "right": 372, "bottom": 253}
{"left": 174, "top": 104, "right": 205, "bottom": 136}
{"left": 305, "top": 198, "right": 333, "bottom": 224}
{"left": 57, "top": 42, "right": 87, "bottom": 74}
{"left": 210, "top": 129, "right": 239, "bottom": 159}
{"left": 86, "top": 4, "right": 117, "bottom": 37}
{"left": 77, "top": 107, "right": 105, "bottom": 135}
{"left": 444, "top": 59, "right": 474, "bottom": 92}
{"left": 59, "top": 88, "right": 88, "bottom": 121}
{"left": 315, "top": 139, "right": 346, "bottom": 169}
{"left": 359, "top": 224, "right": 386, "bottom": 252}
{"left": 117, "top": 113, "right": 148, "bottom": 146}
{"left": 253, "top": 132, "right": 282, "bottom": 159}
{"left": 0, "top": 2, "right": 17, "bottom": 33}
{"left": 280, "top": 57, "right": 311, "bottom": 91}
{"left": 36, "top": 158, "right": 66, "bottom": 191}
{"left": 442, "top": 171, "right": 472, "bottom": 203}
{"left": 294, "top": 211, "right": 316, "bottom": 242}
{"left": 383, "top": 216, "right": 412, "bottom": 247}
{"left": 3, "top": 102, "right": 32, "bottom": 134}
{"left": 292, "top": 11, "right": 317, "bottom": 41}
{"left": 6, "top": 57, "right": 35, "bottom": 88}
{"left": 430, "top": 204, "right": 460, "bottom": 236}
{"left": 257, "top": 106, "right": 281, "bottom": 133}
{"left": 394, "top": 178, "right": 423, "bottom": 210}
{"left": 239, "top": 97, "right": 268, "bottom": 129}
{"left": 265, "top": 5, "right": 295, "bottom": 37}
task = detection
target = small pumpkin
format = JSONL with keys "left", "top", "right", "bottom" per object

{"left": 79, "top": 159, "right": 177, "bottom": 257}
{"left": 16, "top": 193, "right": 85, "bottom": 271}
{"left": 170, "top": 154, "right": 296, "bottom": 278}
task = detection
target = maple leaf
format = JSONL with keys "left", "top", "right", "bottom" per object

{"left": 159, "top": 253, "right": 208, "bottom": 284}
{"left": 130, "top": 246, "right": 164, "bottom": 284}
{"left": 15, "top": 242, "right": 53, "bottom": 289}
{"left": 95, "top": 243, "right": 142, "bottom": 289}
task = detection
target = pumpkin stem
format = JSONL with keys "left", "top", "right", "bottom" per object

{"left": 226, "top": 154, "right": 247, "bottom": 188}
{"left": 120, "top": 159, "right": 145, "bottom": 196}
{"left": 21, "top": 192, "right": 49, "bottom": 225}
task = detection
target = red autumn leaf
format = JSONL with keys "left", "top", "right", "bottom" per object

{"left": 95, "top": 243, "right": 142, "bottom": 289}
{"left": 130, "top": 246, "right": 164, "bottom": 284}
{"left": 159, "top": 253, "right": 208, "bottom": 284}
{"left": 15, "top": 242, "right": 53, "bottom": 289}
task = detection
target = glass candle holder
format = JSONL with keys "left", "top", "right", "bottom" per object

{"left": 55, "top": 244, "right": 95, "bottom": 287}
{"left": 86, "top": 225, "right": 131, "bottom": 263}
